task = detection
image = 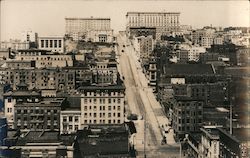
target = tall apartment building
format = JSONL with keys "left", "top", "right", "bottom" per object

{"left": 126, "top": 12, "right": 180, "bottom": 40}
{"left": 3, "top": 85, "right": 41, "bottom": 129}
{"left": 192, "top": 28, "right": 216, "bottom": 48}
{"left": 65, "top": 17, "right": 111, "bottom": 41}
{"left": 172, "top": 96, "right": 203, "bottom": 140}
{"left": 14, "top": 99, "right": 62, "bottom": 131}
{"left": 21, "top": 30, "right": 38, "bottom": 43}
{"left": 188, "top": 46, "right": 206, "bottom": 62}
{"left": 200, "top": 126, "right": 220, "bottom": 158}
{"left": 38, "top": 36, "right": 64, "bottom": 53}
{"left": 79, "top": 84, "right": 125, "bottom": 125}
{"left": 0, "top": 40, "right": 29, "bottom": 50}
{"left": 15, "top": 49, "right": 73, "bottom": 68}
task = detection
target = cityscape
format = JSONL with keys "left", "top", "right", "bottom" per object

{"left": 0, "top": 1, "right": 249, "bottom": 158}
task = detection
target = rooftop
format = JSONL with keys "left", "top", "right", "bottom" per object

{"left": 78, "top": 84, "right": 125, "bottom": 91}
{"left": 164, "top": 64, "right": 215, "bottom": 75}
{"left": 127, "top": 12, "right": 180, "bottom": 15}
{"left": 65, "top": 17, "right": 110, "bottom": 20}
{"left": 75, "top": 124, "right": 129, "bottom": 157}
{"left": 3, "top": 90, "right": 40, "bottom": 97}
{"left": 17, "top": 131, "right": 60, "bottom": 145}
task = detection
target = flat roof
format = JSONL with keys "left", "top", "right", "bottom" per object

{"left": 78, "top": 84, "right": 125, "bottom": 91}
{"left": 65, "top": 17, "right": 110, "bottom": 20}
{"left": 127, "top": 12, "right": 180, "bottom": 15}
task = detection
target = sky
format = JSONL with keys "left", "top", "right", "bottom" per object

{"left": 0, "top": 0, "right": 249, "bottom": 41}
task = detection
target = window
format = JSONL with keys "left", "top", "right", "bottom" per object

{"left": 50, "top": 40, "right": 53, "bottom": 47}
{"left": 45, "top": 40, "right": 48, "bottom": 48}
{"left": 75, "top": 116, "right": 79, "bottom": 122}
{"left": 118, "top": 106, "right": 121, "bottom": 111}
{"left": 113, "top": 99, "right": 116, "bottom": 103}
{"left": 59, "top": 40, "right": 62, "bottom": 48}
{"left": 113, "top": 113, "right": 116, "bottom": 117}
{"left": 94, "top": 113, "right": 97, "bottom": 117}
{"left": 75, "top": 125, "right": 78, "bottom": 131}
{"left": 7, "top": 98, "right": 11, "bottom": 103}
{"left": 118, "top": 99, "right": 121, "bottom": 104}
{"left": 41, "top": 40, "right": 44, "bottom": 48}
{"left": 117, "top": 113, "right": 121, "bottom": 117}
{"left": 108, "top": 106, "right": 111, "bottom": 110}
{"left": 108, "top": 113, "right": 111, "bottom": 117}
{"left": 108, "top": 98, "right": 111, "bottom": 103}
{"left": 94, "top": 106, "right": 97, "bottom": 111}
{"left": 54, "top": 40, "right": 57, "bottom": 48}
{"left": 100, "top": 106, "right": 102, "bottom": 110}
{"left": 113, "top": 106, "right": 116, "bottom": 110}
{"left": 84, "top": 99, "right": 87, "bottom": 104}
{"left": 108, "top": 120, "right": 111, "bottom": 124}
{"left": 69, "top": 116, "right": 73, "bottom": 122}
{"left": 69, "top": 125, "right": 72, "bottom": 130}
{"left": 63, "top": 116, "right": 67, "bottom": 122}
{"left": 84, "top": 106, "right": 87, "bottom": 111}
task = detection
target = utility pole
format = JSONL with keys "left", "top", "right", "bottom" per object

{"left": 144, "top": 113, "right": 146, "bottom": 158}
{"left": 179, "top": 141, "right": 182, "bottom": 158}
{"left": 230, "top": 97, "right": 234, "bottom": 135}
{"left": 230, "top": 104, "right": 232, "bottom": 135}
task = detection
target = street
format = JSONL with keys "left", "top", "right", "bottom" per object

{"left": 116, "top": 32, "right": 180, "bottom": 157}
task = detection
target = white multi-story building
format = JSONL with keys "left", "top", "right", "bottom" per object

{"left": 65, "top": 17, "right": 111, "bottom": 40}
{"left": 132, "top": 35, "right": 155, "bottom": 60}
{"left": 60, "top": 109, "right": 81, "bottom": 134}
{"left": 200, "top": 126, "right": 220, "bottom": 158}
{"left": 38, "top": 36, "right": 64, "bottom": 53}
{"left": 15, "top": 49, "right": 73, "bottom": 68}
{"left": 213, "top": 36, "right": 224, "bottom": 45}
{"left": 188, "top": 46, "right": 206, "bottom": 61}
{"left": 126, "top": 12, "right": 180, "bottom": 40}
{"left": 0, "top": 40, "right": 29, "bottom": 50}
{"left": 192, "top": 28, "right": 216, "bottom": 48}
{"left": 79, "top": 85, "right": 125, "bottom": 125}
{"left": 21, "top": 30, "right": 38, "bottom": 43}
{"left": 86, "top": 30, "right": 114, "bottom": 43}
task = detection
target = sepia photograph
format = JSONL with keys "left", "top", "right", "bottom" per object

{"left": 0, "top": 0, "right": 249, "bottom": 157}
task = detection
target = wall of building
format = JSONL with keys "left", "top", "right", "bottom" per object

{"left": 65, "top": 17, "right": 111, "bottom": 41}
{"left": 38, "top": 37, "right": 64, "bottom": 53}
{"left": 126, "top": 12, "right": 180, "bottom": 40}
{"left": 80, "top": 88, "right": 125, "bottom": 125}
{"left": 60, "top": 110, "right": 81, "bottom": 134}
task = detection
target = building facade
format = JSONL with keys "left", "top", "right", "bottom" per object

{"left": 38, "top": 36, "right": 64, "bottom": 53}
{"left": 129, "top": 27, "right": 157, "bottom": 39}
{"left": 126, "top": 12, "right": 180, "bottom": 40}
{"left": 0, "top": 40, "right": 29, "bottom": 50}
{"left": 79, "top": 84, "right": 125, "bottom": 125}
{"left": 15, "top": 49, "right": 73, "bottom": 68}
{"left": 14, "top": 99, "right": 62, "bottom": 131}
{"left": 60, "top": 109, "right": 81, "bottom": 134}
{"left": 200, "top": 127, "right": 220, "bottom": 158}
{"left": 172, "top": 96, "right": 203, "bottom": 140}
{"left": 86, "top": 30, "right": 114, "bottom": 43}
{"left": 188, "top": 46, "right": 206, "bottom": 62}
{"left": 65, "top": 17, "right": 111, "bottom": 41}
{"left": 21, "top": 30, "right": 38, "bottom": 43}
{"left": 192, "top": 28, "right": 216, "bottom": 48}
